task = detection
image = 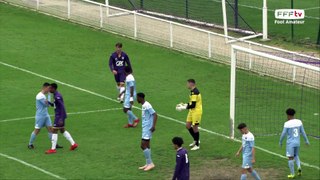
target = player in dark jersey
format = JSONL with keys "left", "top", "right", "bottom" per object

{"left": 172, "top": 137, "right": 190, "bottom": 180}
{"left": 45, "top": 83, "right": 78, "bottom": 154}
{"left": 109, "top": 43, "right": 132, "bottom": 102}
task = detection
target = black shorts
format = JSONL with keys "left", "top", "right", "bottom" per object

{"left": 54, "top": 117, "right": 65, "bottom": 128}
{"left": 114, "top": 72, "right": 126, "bottom": 83}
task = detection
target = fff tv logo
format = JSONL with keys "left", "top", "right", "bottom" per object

{"left": 274, "top": 9, "right": 305, "bottom": 24}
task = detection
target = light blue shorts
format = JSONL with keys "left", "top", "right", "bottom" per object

{"left": 142, "top": 128, "right": 152, "bottom": 140}
{"left": 35, "top": 115, "right": 52, "bottom": 129}
{"left": 242, "top": 155, "right": 252, "bottom": 169}
{"left": 123, "top": 95, "right": 135, "bottom": 108}
{"left": 286, "top": 145, "right": 300, "bottom": 157}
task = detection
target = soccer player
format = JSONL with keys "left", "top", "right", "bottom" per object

{"left": 122, "top": 66, "right": 139, "bottom": 128}
{"left": 235, "top": 123, "right": 261, "bottom": 180}
{"left": 176, "top": 79, "right": 202, "bottom": 151}
{"left": 137, "top": 92, "right": 157, "bottom": 171}
{"left": 109, "top": 42, "right": 132, "bottom": 102}
{"left": 45, "top": 83, "right": 78, "bottom": 154}
{"left": 28, "top": 83, "right": 54, "bottom": 149}
{"left": 172, "top": 137, "right": 190, "bottom": 180}
{"left": 279, "top": 108, "right": 310, "bottom": 179}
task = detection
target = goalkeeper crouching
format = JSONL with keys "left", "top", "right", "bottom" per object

{"left": 176, "top": 79, "right": 203, "bottom": 151}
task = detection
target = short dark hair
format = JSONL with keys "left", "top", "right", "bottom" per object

{"left": 172, "top": 137, "right": 184, "bottom": 147}
{"left": 237, "top": 123, "right": 247, "bottom": 130}
{"left": 115, "top": 42, "right": 122, "bottom": 48}
{"left": 125, "top": 66, "right": 132, "bottom": 73}
{"left": 286, "top": 108, "right": 296, "bottom": 116}
{"left": 50, "top": 83, "right": 58, "bottom": 90}
{"left": 137, "top": 92, "right": 145, "bottom": 99}
{"left": 187, "top": 79, "right": 196, "bottom": 84}
{"left": 43, "top": 82, "right": 50, "bottom": 87}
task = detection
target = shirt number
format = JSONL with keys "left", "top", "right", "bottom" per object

{"left": 185, "top": 154, "right": 189, "bottom": 164}
{"left": 293, "top": 128, "right": 299, "bottom": 137}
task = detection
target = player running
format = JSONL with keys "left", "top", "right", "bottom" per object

{"left": 45, "top": 83, "right": 78, "bottom": 154}
{"left": 235, "top": 123, "right": 261, "bottom": 180}
{"left": 172, "top": 137, "right": 190, "bottom": 180}
{"left": 137, "top": 93, "right": 158, "bottom": 171}
{"left": 122, "top": 66, "right": 139, "bottom": 128}
{"left": 176, "top": 79, "right": 202, "bottom": 151}
{"left": 279, "top": 108, "right": 310, "bottom": 179}
{"left": 109, "top": 42, "right": 132, "bottom": 102}
{"left": 28, "top": 83, "right": 57, "bottom": 149}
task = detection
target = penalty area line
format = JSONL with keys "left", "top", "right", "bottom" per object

{"left": 0, "top": 153, "right": 66, "bottom": 179}
{"left": 0, "top": 108, "right": 123, "bottom": 123}
{"left": 1, "top": 61, "right": 319, "bottom": 170}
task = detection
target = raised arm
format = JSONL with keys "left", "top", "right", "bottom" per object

{"left": 300, "top": 125, "right": 310, "bottom": 145}
{"left": 39, "top": 98, "right": 50, "bottom": 107}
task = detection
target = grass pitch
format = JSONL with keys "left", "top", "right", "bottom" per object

{"left": 0, "top": 3, "right": 319, "bottom": 180}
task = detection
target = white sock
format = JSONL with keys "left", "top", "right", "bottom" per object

{"left": 63, "top": 131, "right": 75, "bottom": 145}
{"left": 51, "top": 134, "right": 58, "bottom": 150}
{"left": 119, "top": 87, "right": 125, "bottom": 100}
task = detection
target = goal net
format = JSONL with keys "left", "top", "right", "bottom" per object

{"left": 230, "top": 45, "right": 320, "bottom": 139}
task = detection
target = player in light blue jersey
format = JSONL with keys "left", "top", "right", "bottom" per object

{"left": 121, "top": 66, "right": 139, "bottom": 128}
{"left": 28, "top": 83, "right": 62, "bottom": 149}
{"left": 235, "top": 123, "right": 261, "bottom": 180}
{"left": 279, "top": 108, "right": 310, "bottom": 179}
{"left": 137, "top": 92, "right": 158, "bottom": 171}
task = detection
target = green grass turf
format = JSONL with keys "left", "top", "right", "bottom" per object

{"left": 0, "top": 3, "right": 319, "bottom": 179}
{"left": 97, "top": 0, "right": 320, "bottom": 44}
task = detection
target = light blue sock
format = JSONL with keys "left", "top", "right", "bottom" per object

{"left": 48, "top": 132, "right": 52, "bottom": 140}
{"left": 288, "top": 160, "right": 295, "bottom": 175}
{"left": 143, "top": 148, "right": 152, "bottom": 165}
{"left": 251, "top": 170, "right": 261, "bottom": 180}
{"left": 294, "top": 156, "right": 301, "bottom": 169}
{"left": 240, "top": 174, "right": 247, "bottom": 180}
{"left": 29, "top": 132, "right": 36, "bottom": 145}
{"left": 127, "top": 110, "right": 137, "bottom": 124}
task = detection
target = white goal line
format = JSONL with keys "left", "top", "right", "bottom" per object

{"left": 0, "top": 108, "right": 122, "bottom": 123}
{"left": 0, "top": 61, "right": 319, "bottom": 170}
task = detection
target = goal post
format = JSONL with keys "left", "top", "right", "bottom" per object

{"left": 230, "top": 45, "right": 320, "bottom": 139}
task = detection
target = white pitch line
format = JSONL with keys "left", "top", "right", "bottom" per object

{"left": 0, "top": 108, "right": 122, "bottom": 123}
{"left": 0, "top": 153, "right": 65, "bottom": 179}
{"left": 1, "top": 61, "right": 319, "bottom": 170}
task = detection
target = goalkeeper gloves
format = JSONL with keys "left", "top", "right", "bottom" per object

{"left": 176, "top": 103, "right": 187, "bottom": 112}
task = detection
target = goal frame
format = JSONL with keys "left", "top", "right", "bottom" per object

{"left": 229, "top": 45, "right": 320, "bottom": 139}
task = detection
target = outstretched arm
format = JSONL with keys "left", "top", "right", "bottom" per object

{"left": 186, "top": 101, "right": 196, "bottom": 109}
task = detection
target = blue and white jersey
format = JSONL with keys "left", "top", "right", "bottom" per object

{"left": 125, "top": 74, "right": 136, "bottom": 98}
{"left": 35, "top": 92, "right": 49, "bottom": 117}
{"left": 280, "top": 119, "right": 309, "bottom": 147}
{"left": 242, "top": 132, "right": 254, "bottom": 158}
{"left": 142, "top": 101, "right": 156, "bottom": 130}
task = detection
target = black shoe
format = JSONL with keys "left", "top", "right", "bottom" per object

{"left": 28, "top": 144, "right": 34, "bottom": 149}
{"left": 56, "top": 144, "right": 63, "bottom": 149}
